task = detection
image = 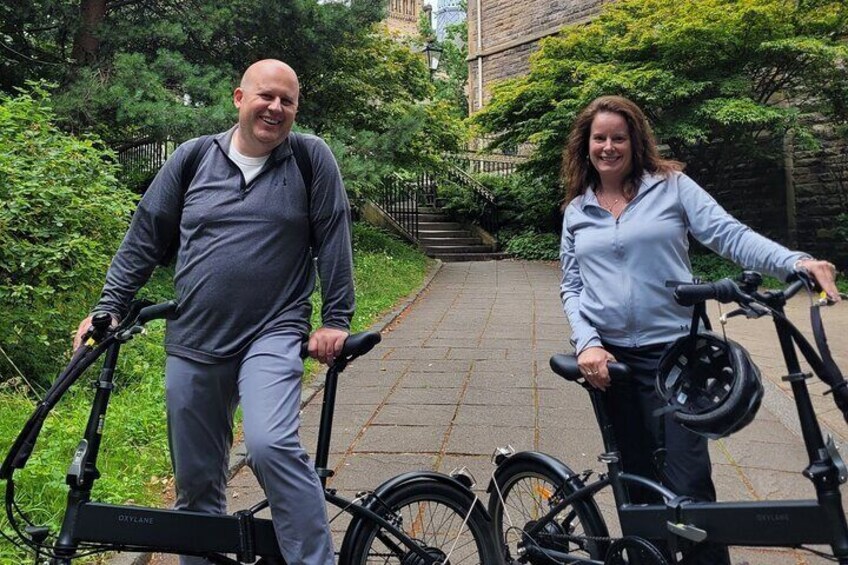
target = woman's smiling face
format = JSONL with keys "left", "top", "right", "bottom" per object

{"left": 588, "top": 111, "right": 633, "bottom": 185}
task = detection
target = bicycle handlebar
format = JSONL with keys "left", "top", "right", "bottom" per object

{"left": 136, "top": 300, "right": 180, "bottom": 325}
{"left": 673, "top": 274, "right": 810, "bottom": 308}
{"left": 674, "top": 278, "right": 747, "bottom": 306}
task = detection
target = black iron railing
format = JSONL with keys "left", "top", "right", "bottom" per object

{"left": 116, "top": 137, "right": 177, "bottom": 188}
{"left": 375, "top": 174, "right": 420, "bottom": 241}
{"left": 439, "top": 162, "right": 499, "bottom": 236}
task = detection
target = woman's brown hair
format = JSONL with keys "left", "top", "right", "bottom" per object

{"left": 561, "top": 95, "right": 683, "bottom": 203}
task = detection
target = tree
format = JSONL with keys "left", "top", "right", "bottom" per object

{"left": 473, "top": 0, "right": 848, "bottom": 189}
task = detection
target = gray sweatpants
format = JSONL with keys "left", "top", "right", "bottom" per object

{"left": 165, "top": 329, "right": 333, "bottom": 564}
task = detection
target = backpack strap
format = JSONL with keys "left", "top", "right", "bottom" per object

{"left": 160, "top": 134, "right": 216, "bottom": 265}
{"left": 289, "top": 132, "right": 313, "bottom": 203}
{"left": 289, "top": 132, "right": 316, "bottom": 255}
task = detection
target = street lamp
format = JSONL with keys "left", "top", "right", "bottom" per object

{"left": 422, "top": 41, "right": 443, "bottom": 80}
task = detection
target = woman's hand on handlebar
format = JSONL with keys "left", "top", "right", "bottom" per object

{"left": 308, "top": 327, "right": 349, "bottom": 365}
{"left": 577, "top": 346, "right": 617, "bottom": 391}
{"left": 796, "top": 258, "right": 841, "bottom": 303}
{"left": 72, "top": 313, "right": 118, "bottom": 351}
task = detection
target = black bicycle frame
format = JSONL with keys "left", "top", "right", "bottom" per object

{"left": 45, "top": 339, "right": 437, "bottom": 564}
{"left": 524, "top": 294, "right": 848, "bottom": 564}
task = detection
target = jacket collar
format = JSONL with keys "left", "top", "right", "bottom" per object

{"left": 578, "top": 172, "right": 666, "bottom": 211}
{"left": 215, "top": 125, "right": 294, "bottom": 165}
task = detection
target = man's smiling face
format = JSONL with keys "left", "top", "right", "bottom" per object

{"left": 233, "top": 60, "right": 299, "bottom": 157}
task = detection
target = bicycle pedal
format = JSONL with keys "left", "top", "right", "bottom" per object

{"left": 666, "top": 521, "right": 707, "bottom": 542}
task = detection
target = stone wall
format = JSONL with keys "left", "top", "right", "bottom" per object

{"left": 690, "top": 157, "right": 790, "bottom": 248}
{"left": 466, "top": 0, "right": 606, "bottom": 112}
{"left": 791, "top": 118, "right": 848, "bottom": 266}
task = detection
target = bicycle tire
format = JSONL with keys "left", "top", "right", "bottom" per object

{"left": 343, "top": 480, "right": 500, "bottom": 564}
{"left": 489, "top": 458, "right": 608, "bottom": 564}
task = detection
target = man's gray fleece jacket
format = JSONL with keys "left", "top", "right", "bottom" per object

{"left": 96, "top": 128, "right": 354, "bottom": 363}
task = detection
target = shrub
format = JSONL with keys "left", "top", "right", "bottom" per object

{"left": 439, "top": 170, "right": 562, "bottom": 239}
{"left": 0, "top": 85, "right": 136, "bottom": 387}
{"left": 505, "top": 231, "right": 560, "bottom": 261}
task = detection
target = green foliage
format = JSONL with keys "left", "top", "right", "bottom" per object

{"left": 3, "top": 0, "right": 467, "bottom": 204}
{"left": 439, "top": 171, "right": 562, "bottom": 237}
{"left": 504, "top": 231, "right": 560, "bottom": 261}
{"left": 473, "top": 0, "right": 848, "bottom": 188}
{"left": 326, "top": 99, "right": 466, "bottom": 205}
{"left": 433, "top": 19, "right": 470, "bottom": 119}
{"left": 0, "top": 86, "right": 136, "bottom": 386}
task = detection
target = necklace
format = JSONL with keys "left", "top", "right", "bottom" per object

{"left": 596, "top": 192, "right": 623, "bottom": 213}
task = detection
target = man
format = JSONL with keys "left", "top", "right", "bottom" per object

{"left": 74, "top": 59, "right": 353, "bottom": 564}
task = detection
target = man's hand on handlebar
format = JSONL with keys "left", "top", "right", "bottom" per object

{"left": 308, "top": 327, "right": 349, "bottom": 366}
{"left": 577, "top": 346, "right": 617, "bottom": 391}
{"left": 796, "top": 259, "right": 841, "bottom": 303}
{"left": 73, "top": 313, "right": 118, "bottom": 351}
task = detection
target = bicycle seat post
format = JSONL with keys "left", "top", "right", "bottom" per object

{"left": 314, "top": 362, "right": 343, "bottom": 489}
{"left": 587, "top": 387, "right": 630, "bottom": 505}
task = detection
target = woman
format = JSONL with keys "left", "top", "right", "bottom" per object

{"left": 559, "top": 95, "right": 839, "bottom": 564}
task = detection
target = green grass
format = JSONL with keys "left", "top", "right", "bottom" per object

{"left": 0, "top": 223, "right": 430, "bottom": 563}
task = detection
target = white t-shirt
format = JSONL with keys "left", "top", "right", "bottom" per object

{"left": 228, "top": 145, "right": 269, "bottom": 185}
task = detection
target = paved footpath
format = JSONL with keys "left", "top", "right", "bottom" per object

{"left": 143, "top": 260, "right": 847, "bottom": 565}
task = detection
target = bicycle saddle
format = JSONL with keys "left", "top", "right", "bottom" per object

{"left": 550, "top": 353, "right": 631, "bottom": 383}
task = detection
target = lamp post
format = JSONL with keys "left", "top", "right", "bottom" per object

{"left": 422, "top": 41, "right": 443, "bottom": 80}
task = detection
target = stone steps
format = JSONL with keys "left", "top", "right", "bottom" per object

{"left": 414, "top": 208, "right": 505, "bottom": 262}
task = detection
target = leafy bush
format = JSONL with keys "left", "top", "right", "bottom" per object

{"left": 0, "top": 86, "right": 136, "bottom": 387}
{"left": 505, "top": 231, "right": 560, "bottom": 261}
{"left": 439, "top": 170, "right": 562, "bottom": 238}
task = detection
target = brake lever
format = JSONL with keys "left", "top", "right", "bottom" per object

{"left": 115, "top": 325, "right": 146, "bottom": 342}
{"left": 719, "top": 303, "right": 770, "bottom": 324}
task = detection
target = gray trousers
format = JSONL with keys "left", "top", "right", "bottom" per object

{"left": 165, "top": 329, "right": 334, "bottom": 564}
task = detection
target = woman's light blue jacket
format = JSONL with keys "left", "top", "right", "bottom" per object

{"left": 560, "top": 171, "right": 807, "bottom": 355}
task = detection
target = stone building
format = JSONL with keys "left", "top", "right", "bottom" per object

{"left": 385, "top": 0, "right": 423, "bottom": 36}
{"left": 466, "top": 0, "right": 606, "bottom": 112}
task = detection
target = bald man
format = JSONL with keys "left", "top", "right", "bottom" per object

{"left": 75, "top": 59, "right": 353, "bottom": 564}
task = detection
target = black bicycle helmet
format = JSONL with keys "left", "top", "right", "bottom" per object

{"left": 656, "top": 332, "right": 763, "bottom": 440}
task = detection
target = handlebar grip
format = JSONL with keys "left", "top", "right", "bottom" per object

{"left": 299, "top": 331, "right": 382, "bottom": 361}
{"left": 136, "top": 300, "right": 180, "bottom": 325}
{"left": 674, "top": 278, "right": 741, "bottom": 306}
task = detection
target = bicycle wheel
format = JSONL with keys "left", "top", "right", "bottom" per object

{"left": 345, "top": 480, "right": 499, "bottom": 564}
{"left": 489, "top": 459, "right": 607, "bottom": 564}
